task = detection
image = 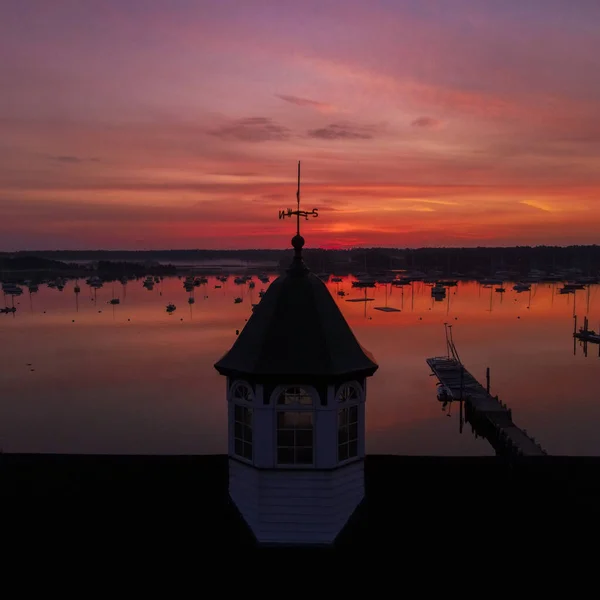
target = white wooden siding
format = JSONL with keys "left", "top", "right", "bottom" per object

{"left": 229, "top": 458, "right": 364, "bottom": 545}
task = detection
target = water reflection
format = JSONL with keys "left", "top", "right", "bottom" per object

{"left": 0, "top": 276, "right": 599, "bottom": 456}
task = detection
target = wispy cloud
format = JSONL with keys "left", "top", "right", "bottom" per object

{"left": 307, "top": 122, "right": 375, "bottom": 140}
{"left": 275, "top": 94, "right": 334, "bottom": 112}
{"left": 413, "top": 198, "right": 459, "bottom": 206}
{"left": 407, "top": 205, "right": 435, "bottom": 212}
{"left": 208, "top": 117, "right": 290, "bottom": 142}
{"left": 382, "top": 204, "right": 436, "bottom": 213}
{"left": 520, "top": 200, "right": 561, "bottom": 213}
{"left": 411, "top": 117, "right": 441, "bottom": 129}
{"left": 50, "top": 155, "right": 100, "bottom": 164}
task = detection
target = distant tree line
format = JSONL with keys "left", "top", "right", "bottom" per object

{"left": 2, "top": 245, "right": 599, "bottom": 277}
{"left": 0, "top": 256, "right": 177, "bottom": 280}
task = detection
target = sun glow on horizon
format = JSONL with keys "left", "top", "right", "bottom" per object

{"left": 1, "top": 1, "right": 600, "bottom": 250}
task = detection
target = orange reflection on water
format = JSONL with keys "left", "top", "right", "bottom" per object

{"left": 0, "top": 276, "right": 598, "bottom": 456}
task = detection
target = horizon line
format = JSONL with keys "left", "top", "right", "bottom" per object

{"left": 2, "top": 244, "right": 600, "bottom": 254}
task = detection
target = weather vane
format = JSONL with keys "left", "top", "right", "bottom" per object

{"left": 278, "top": 161, "right": 319, "bottom": 237}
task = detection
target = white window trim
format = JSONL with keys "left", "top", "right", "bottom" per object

{"left": 232, "top": 404, "right": 254, "bottom": 464}
{"left": 272, "top": 385, "right": 316, "bottom": 467}
{"left": 230, "top": 380, "right": 254, "bottom": 404}
{"left": 230, "top": 381, "right": 254, "bottom": 464}
{"left": 336, "top": 381, "right": 363, "bottom": 404}
{"left": 270, "top": 384, "right": 317, "bottom": 408}
{"left": 337, "top": 404, "right": 360, "bottom": 465}
{"left": 275, "top": 410, "right": 315, "bottom": 468}
{"left": 337, "top": 382, "right": 361, "bottom": 465}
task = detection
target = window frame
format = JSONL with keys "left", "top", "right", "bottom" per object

{"left": 336, "top": 382, "right": 362, "bottom": 464}
{"left": 275, "top": 385, "right": 314, "bottom": 407}
{"left": 230, "top": 380, "right": 254, "bottom": 404}
{"left": 233, "top": 404, "right": 254, "bottom": 463}
{"left": 272, "top": 385, "right": 316, "bottom": 467}
{"left": 230, "top": 380, "right": 254, "bottom": 463}
{"left": 336, "top": 381, "right": 362, "bottom": 404}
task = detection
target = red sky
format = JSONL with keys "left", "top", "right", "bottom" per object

{"left": 1, "top": 0, "right": 600, "bottom": 250}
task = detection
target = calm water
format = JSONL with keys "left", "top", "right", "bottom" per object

{"left": 1, "top": 276, "right": 599, "bottom": 456}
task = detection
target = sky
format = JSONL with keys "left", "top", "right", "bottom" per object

{"left": 1, "top": 0, "right": 600, "bottom": 250}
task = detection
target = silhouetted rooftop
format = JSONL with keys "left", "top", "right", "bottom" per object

{"left": 2, "top": 454, "right": 597, "bottom": 555}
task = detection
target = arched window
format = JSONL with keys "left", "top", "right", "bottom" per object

{"left": 337, "top": 382, "right": 361, "bottom": 462}
{"left": 231, "top": 381, "right": 253, "bottom": 461}
{"left": 277, "top": 386, "right": 313, "bottom": 406}
{"left": 231, "top": 381, "right": 254, "bottom": 403}
{"left": 275, "top": 386, "right": 314, "bottom": 465}
{"left": 337, "top": 382, "right": 361, "bottom": 403}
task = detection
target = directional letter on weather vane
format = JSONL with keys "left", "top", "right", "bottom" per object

{"left": 278, "top": 161, "right": 318, "bottom": 236}
{"left": 278, "top": 208, "right": 319, "bottom": 220}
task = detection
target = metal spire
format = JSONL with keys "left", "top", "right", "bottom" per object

{"left": 278, "top": 160, "right": 319, "bottom": 243}
{"left": 278, "top": 161, "right": 319, "bottom": 273}
{"left": 296, "top": 160, "right": 301, "bottom": 237}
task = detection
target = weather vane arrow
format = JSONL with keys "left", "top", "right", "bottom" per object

{"left": 278, "top": 161, "right": 319, "bottom": 237}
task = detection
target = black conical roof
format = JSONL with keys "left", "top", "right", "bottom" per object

{"left": 214, "top": 245, "right": 378, "bottom": 379}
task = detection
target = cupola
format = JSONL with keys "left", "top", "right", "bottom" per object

{"left": 214, "top": 162, "right": 378, "bottom": 545}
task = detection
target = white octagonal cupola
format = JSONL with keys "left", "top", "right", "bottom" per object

{"left": 214, "top": 173, "right": 377, "bottom": 546}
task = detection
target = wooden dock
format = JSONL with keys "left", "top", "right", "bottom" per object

{"left": 426, "top": 356, "right": 547, "bottom": 458}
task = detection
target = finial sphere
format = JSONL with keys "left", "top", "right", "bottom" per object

{"left": 292, "top": 234, "right": 305, "bottom": 251}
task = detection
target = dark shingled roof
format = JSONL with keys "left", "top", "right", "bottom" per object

{"left": 214, "top": 246, "right": 378, "bottom": 378}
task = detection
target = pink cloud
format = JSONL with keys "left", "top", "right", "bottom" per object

{"left": 275, "top": 94, "right": 334, "bottom": 112}
{"left": 1, "top": 1, "right": 600, "bottom": 249}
